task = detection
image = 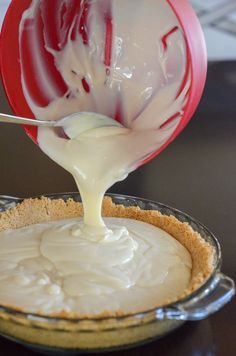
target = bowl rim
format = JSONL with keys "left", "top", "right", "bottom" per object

{"left": 0, "top": 192, "right": 221, "bottom": 322}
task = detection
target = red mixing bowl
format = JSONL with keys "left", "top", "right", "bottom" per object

{"left": 0, "top": 0, "right": 207, "bottom": 164}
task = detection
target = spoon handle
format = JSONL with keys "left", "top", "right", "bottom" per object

{"left": 0, "top": 113, "right": 55, "bottom": 126}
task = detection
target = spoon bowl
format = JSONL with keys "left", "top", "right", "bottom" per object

{"left": 58, "top": 112, "right": 123, "bottom": 139}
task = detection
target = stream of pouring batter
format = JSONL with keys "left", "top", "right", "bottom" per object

{"left": 38, "top": 116, "right": 167, "bottom": 240}
{"left": 20, "top": 0, "right": 190, "bottom": 239}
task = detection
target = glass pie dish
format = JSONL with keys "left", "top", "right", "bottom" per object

{"left": 0, "top": 193, "right": 234, "bottom": 355}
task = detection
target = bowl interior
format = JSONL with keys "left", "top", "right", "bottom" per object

{"left": 0, "top": 0, "right": 206, "bottom": 166}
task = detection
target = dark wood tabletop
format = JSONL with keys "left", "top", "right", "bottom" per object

{"left": 0, "top": 61, "right": 235, "bottom": 356}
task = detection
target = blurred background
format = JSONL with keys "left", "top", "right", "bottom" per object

{"left": 191, "top": 0, "right": 236, "bottom": 60}
{"left": 0, "top": 1, "right": 235, "bottom": 355}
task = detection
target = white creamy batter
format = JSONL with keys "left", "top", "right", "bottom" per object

{"left": 0, "top": 0, "right": 193, "bottom": 313}
{"left": 0, "top": 217, "right": 191, "bottom": 314}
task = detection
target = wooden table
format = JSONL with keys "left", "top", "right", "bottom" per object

{"left": 0, "top": 61, "right": 235, "bottom": 355}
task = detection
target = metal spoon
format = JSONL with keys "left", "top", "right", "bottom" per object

{"left": 0, "top": 113, "right": 58, "bottom": 127}
{"left": 0, "top": 112, "right": 122, "bottom": 139}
